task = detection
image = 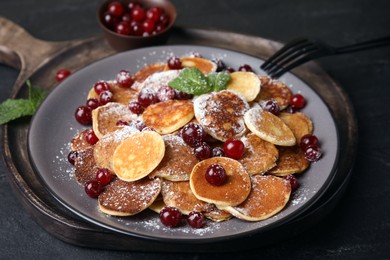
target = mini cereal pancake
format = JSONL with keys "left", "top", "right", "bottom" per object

{"left": 112, "top": 131, "right": 165, "bottom": 182}
{"left": 98, "top": 177, "right": 161, "bottom": 216}
{"left": 133, "top": 63, "right": 166, "bottom": 83}
{"left": 239, "top": 133, "right": 279, "bottom": 175}
{"left": 108, "top": 81, "right": 139, "bottom": 105}
{"left": 74, "top": 148, "right": 98, "bottom": 186}
{"left": 71, "top": 129, "right": 93, "bottom": 151}
{"left": 194, "top": 90, "right": 249, "bottom": 142}
{"left": 142, "top": 100, "right": 194, "bottom": 135}
{"left": 226, "top": 71, "right": 261, "bottom": 102}
{"left": 244, "top": 106, "right": 296, "bottom": 146}
{"left": 148, "top": 196, "right": 166, "bottom": 214}
{"left": 149, "top": 135, "right": 198, "bottom": 181}
{"left": 204, "top": 204, "right": 233, "bottom": 222}
{"left": 93, "top": 126, "right": 139, "bottom": 171}
{"left": 132, "top": 70, "right": 181, "bottom": 92}
{"left": 87, "top": 87, "right": 99, "bottom": 100}
{"left": 161, "top": 180, "right": 210, "bottom": 215}
{"left": 279, "top": 112, "right": 313, "bottom": 142}
{"left": 92, "top": 102, "right": 137, "bottom": 139}
{"left": 255, "top": 76, "right": 292, "bottom": 110}
{"left": 221, "top": 175, "right": 291, "bottom": 221}
{"left": 180, "top": 57, "right": 217, "bottom": 74}
{"left": 268, "top": 146, "right": 310, "bottom": 176}
{"left": 190, "top": 157, "right": 251, "bottom": 207}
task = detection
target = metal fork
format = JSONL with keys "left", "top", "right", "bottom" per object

{"left": 260, "top": 36, "right": 390, "bottom": 78}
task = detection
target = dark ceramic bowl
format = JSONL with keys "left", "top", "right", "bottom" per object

{"left": 97, "top": 0, "right": 177, "bottom": 51}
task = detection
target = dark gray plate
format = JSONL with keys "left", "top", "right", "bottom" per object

{"left": 28, "top": 45, "right": 338, "bottom": 242}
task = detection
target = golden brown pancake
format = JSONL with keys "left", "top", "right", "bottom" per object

{"left": 142, "top": 100, "right": 194, "bottom": 135}
{"left": 226, "top": 71, "right": 261, "bottom": 102}
{"left": 279, "top": 112, "right": 313, "bottom": 142}
{"left": 98, "top": 177, "right": 161, "bottom": 216}
{"left": 194, "top": 90, "right": 249, "bottom": 141}
{"left": 71, "top": 129, "right": 93, "bottom": 151}
{"left": 132, "top": 70, "right": 181, "bottom": 92}
{"left": 268, "top": 145, "right": 310, "bottom": 176}
{"left": 239, "top": 133, "right": 279, "bottom": 175}
{"left": 180, "top": 57, "right": 217, "bottom": 74}
{"left": 149, "top": 135, "right": 199, "bottom": 181}
{"left": 222, "top": 175, "right": 291, "bottom": 221}
{"left": 74, "top": 147, "right": 98, "bottom": 186}
{"left": 255, "top": 76, "right": 292, "bottom": 110}
{"left": 190, "top": 157, "right": 251, "bottom": 207}
{"left": 134, "top": 63, "right": 166, "bottom": 83}
{"left": 203, "top": 204, "right": 232, "bottom": 222}
{"left": 112, "top": 131, "right": 165, "bottom": 182}
{"left": 161, "top": 180, "right": 210, "bottom": 215}
{"left": 244, "top": 106, "right": 296, "bottom": 146}
{"left": 92, "top": 102, "right": 137, "bottom": 139}
{"left": 93, "top": 126, "right": 139, "bottom": 171}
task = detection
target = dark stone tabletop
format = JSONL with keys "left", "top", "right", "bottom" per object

{"left": 0, "top": 0, "right": 389, "bottom": 259}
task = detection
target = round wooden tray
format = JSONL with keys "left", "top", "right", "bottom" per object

{"left": 0, "top": 17, "right": 357, "bottom": 252}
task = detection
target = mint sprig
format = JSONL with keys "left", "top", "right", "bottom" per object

{"left": 168, "top": 68, "right": 231, "bottom": 95}
{"left": 0, "top": 80, "right": 47, "bottom": 125}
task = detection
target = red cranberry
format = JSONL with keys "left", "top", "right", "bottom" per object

{"left": 96, "top": 168, "right": 113, "bottom": 186}
{"left": 115, "top": 21, "right": 131, "bottom": 35}
{"left": 128, "top": 100, "right": 144, "bottom": 114}
{"left": 213, "top": 59, "right": 227, "bottom": 72}
{"left": 157, "top": 86, "right": 175, "bottom": 102}
{"left": 285, "top": 105, "right": 297, "bottom": 114}
{"left": 160, "top": 207, "right": 182, "bottom": 227}
{"left": 75, "top": 106, "right": 92, "bottom": 125}
{"left": 180, "top": 122, "right": 206, "bottom": 147}
{"left": 116, "top": 119, "right": 129, "bottom": 126}
{"left": 284, "top": 174, "right": 299, "bottom": 191}
{"left": 67, "top": 150, "right": 78, "bottom": 165}
{"left": 238, "top": 64, "right": 254, "bottom": 72}
{"left": 131, "top": 6, "right": 146, "bottom": 21}
{"left": 99, "top": 90, "right": 113, "bottom": 106}
{"left": 187, "top": 211, "right": 205, "bottom": 228}
{"left": 205, "top": 164, "right": 227, "bottom": 186}
{"left": 55, "top": 69, "right": 71, "bottom": 82}
{"left": 304, "top": 145, "right": 322, "bottom": 162}
{"left": 159, "top": 13, "right": 169, "bottom": 26}
{"left": 127, "top": 1, "right": 140, "bottom": 11}
{"left": 86, "top": 98, "right": 99, "bottom": 110}
{"left": 93, "top": 81, "right": 110, "bottom": 95}
{"left": 142, "top": 19, "right": 155, "bottom": 33}
{"left": 130, "top": 21, "right": 144, "bottom": 36}
{"left": 117, "top": 70, "right": 134, "bottom": 88}
{"left": 194, "top": 142, "right": 212, "bottom": 161}
{"left": 102, "top": 12, "right": 119, "bottom": 29}
{"left": 129, "top": 119, "right": 146, "bottom": 131}
{"left": 137, "top": 88, "right": 158, "bottom": 107}
{"left": 121, "top": 13, "right": 131, "bottom": 22}
{"left": 226, "top": 67, "right": 235, "bottom": 73}
{"left": 85, "top": 130, "right": 99, "bottom": 145}
{"left": 290, "top": 93, "right": 306, "bottom": 109}
{"left": 174, "top": 89, "right": 193, "bottom": 100}
{"left": 154, "top": 23, "right": 166, "bottom": 34}
{"left": 107, "top": 1, "right": 125, "bottom": 17}
{"left": 146, "top": 7, "right": 162, "bottom": 22}
{"left": 211, "top": 147, "right": 225, "bottom": 157}
{"left": 84, "top": 180, "right": 103, "bottom": 198}
{"left": 300, "top": 134, "right": 319, "bottom": 150}
{"left": 263, "top": 100, "right": 280, "bottom": 115}
{"left": 167, "top": 56, "right": 182, "bottom": 70}
{"left": 223, "top": 138, "right": 245, "bottom": 159}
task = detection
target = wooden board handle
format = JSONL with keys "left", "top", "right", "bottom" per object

{"left": 0, "top": 16, "right": 81, "bottom": 93}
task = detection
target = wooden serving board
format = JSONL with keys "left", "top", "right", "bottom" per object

{"left": 0, "top": 16, "right": 357, "bottom": 252}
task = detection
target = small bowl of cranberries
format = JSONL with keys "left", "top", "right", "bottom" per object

{"left": 97, "top": 0, "right": 177, "bottom": 51}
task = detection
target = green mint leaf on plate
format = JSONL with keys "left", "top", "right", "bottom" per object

{"left": 207, "top": 70, "right": 231, "bottom": 92}
{"left": 169, "top": 67, "right": 212, "bottom": 95}
{"left": 0, "top": 80, "right": 47, "bottom": 125}
{"left": 169, "top": 68, "right": 231, "bottom": 95}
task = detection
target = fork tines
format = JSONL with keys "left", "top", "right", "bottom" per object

{"left": 260, "top": 38, "right": 323, "bottom": 78}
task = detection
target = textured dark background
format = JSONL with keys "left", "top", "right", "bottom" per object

{"left": 1, "top": 0, "right": 390, "bottom": 259}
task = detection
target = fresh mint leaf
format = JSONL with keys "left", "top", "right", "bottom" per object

{"left": 168, "top": 68, "right": 212, "bottom": 95}
{"left": 0, "top": 80, "right": 47, "bottom": 125}
{"left": 207, "top": 71, "right": 231, "bottom": 92}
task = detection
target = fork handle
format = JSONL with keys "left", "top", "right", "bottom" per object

{"left": 335, "top": 35, "right": 390, "bottom": 54}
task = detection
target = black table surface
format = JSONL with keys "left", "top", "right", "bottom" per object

{"left": 1, "top": 0, "right": 389, "bottom": 259}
